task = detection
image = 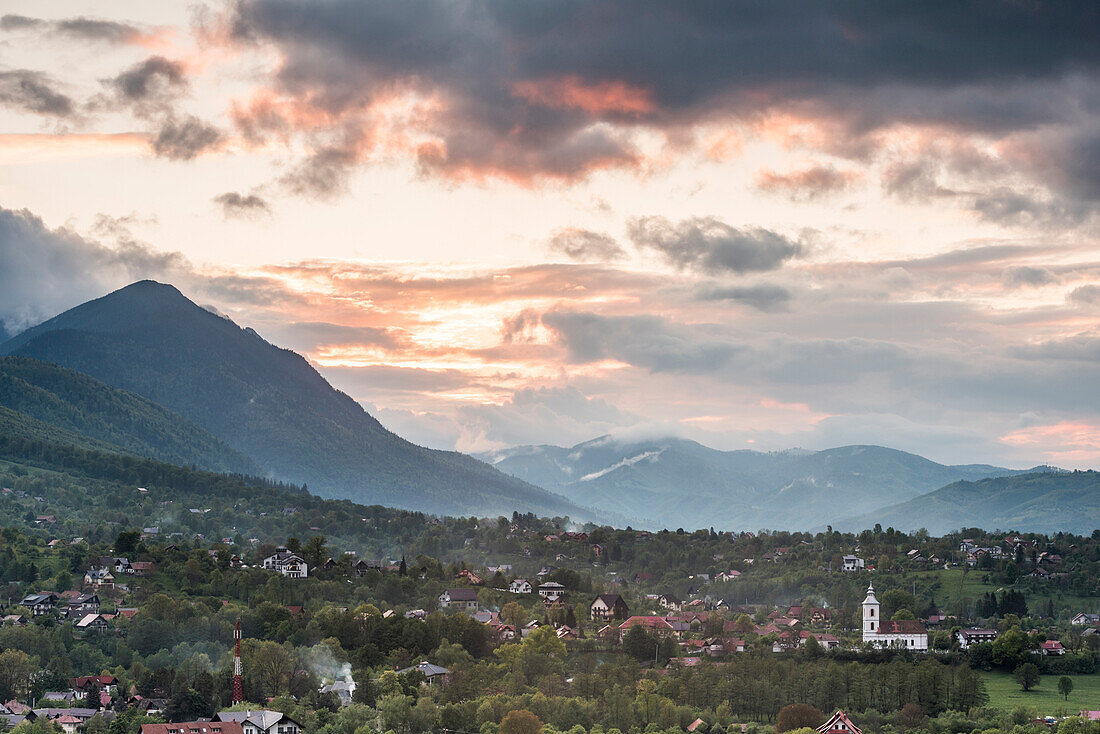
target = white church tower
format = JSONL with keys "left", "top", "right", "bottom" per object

{"left": 862, "top": 582, "right": 879, "bottom": 640}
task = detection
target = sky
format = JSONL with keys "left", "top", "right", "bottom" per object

{"left": 1, "top": 1, "right": 1099, "bottom": 467}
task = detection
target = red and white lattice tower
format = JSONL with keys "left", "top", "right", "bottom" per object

{"left": 232, "top": 619, "right": 244, "bottom": 703}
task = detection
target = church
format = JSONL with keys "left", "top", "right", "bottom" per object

{"left": 861, "top": 583, "right": 928, "bottom": 651}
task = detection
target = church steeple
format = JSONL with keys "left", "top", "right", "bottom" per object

{"left": 862, "top": 582, "right": 879, "bottom": 638}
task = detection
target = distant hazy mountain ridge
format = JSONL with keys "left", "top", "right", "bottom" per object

{"left": 481, "top": 436, "right": 1054, "bottom": 530}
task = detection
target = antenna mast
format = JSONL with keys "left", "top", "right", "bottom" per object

{"left": 232, "top": 619, "right": 244, "bottom": 703}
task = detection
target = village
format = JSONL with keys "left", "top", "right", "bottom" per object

{"left": 2, "top": 519, "right": 1100, "bottom": 734}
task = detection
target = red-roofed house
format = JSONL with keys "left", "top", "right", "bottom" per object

{"left": 618, "top": 616, "right": 680, "bottom": 640}
{"left": 817, "top": 711, "right": 862, "bottom": 734}
{"left": 1038, "top": 640, "right": 1065, "bottom": 655}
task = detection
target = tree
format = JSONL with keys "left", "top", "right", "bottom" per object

{"left": 115, "top": 530, "right": 141, "bottom": 554}
{"left": 1014, "top": 663, "right": 1041, "bottom": 692}
{"left": 891, "top": 609, "right": 915, "bottom": 621}
{"left": 1058, "top": 676, "right": 1073, "bottom": 701}
{"left": 0, "top": 649, "right": 36, "bottom": 701}
{"left": 500, "top": 710, "right": 542, "bottom": 734}
{"left": 501, "top": 602, "right": 528, "bottom": 628}
{"left": 250, "top": 641, "right": 295, "bottom": 697}
{"left": 622, "top": 625, "right": 658, "bottom": 663}
{"left": 775, "top": 704, "right": 824, "bottom": 733}
{"left": 993, "top": 627, "right": 1030, "bottom": 669}
{"left": 302, "top": 535, "right": 328, "bottom": 569}
{"left": 897, "top": 703, "right": 925, "bottom": 730}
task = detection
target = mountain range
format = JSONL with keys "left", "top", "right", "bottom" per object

{"left": 0, "top": 280, "right": 1092, "bottom": 533}
{"left": 480, "top": 436, "right": 1059, "bottom": 531}
{"left": 0, "top": 281, "right": 588, "bottom": 520}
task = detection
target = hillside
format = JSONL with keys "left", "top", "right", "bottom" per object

{"left": 0, "top": 356, "right": 259, "bottom": 474}
{"left": 0, "top": 281, "right": 590, "bottom": 520}
{"left": 839, "top": 470, "right": 1100, "bottom": 534}
{"left": 482, "top": 437, "right": 1041, "bottom": 530}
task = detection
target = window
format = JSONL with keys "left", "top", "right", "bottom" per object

{"left": 869, "top": 608, "right": 874, "bottom": 617}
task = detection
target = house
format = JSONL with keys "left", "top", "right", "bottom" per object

{"left": 214, "top": 710, "right": 302, "bottom": 734}
{"left": 493, "top": 623, "right": 517, "bottom": 642}
{"left": 841, "top": 556, "right": 865, "bottom": 572}
{"left": 84, "top": 568, "right": 115, "bottom": 589}
{"left": 817, "top": 711, "right": 862, "bottom": 734}
{"left": 131, "top": 561, "right": 156, "bottom": 576}
{"left": 438, "top": 588, "right": 478, "bottom": 611}
{"left": 75, "top": 614, "right": 110, "bottom": 632}
{"left": 318, "top": 678, "right": 355, "bottom": 706}
{"left": 772, "top": 631, "right": 840, "bottom": 652}
{"left": 101, "top": 557, "right": 133, "bottom": 575}
{"left": 67, "top": 594, "right": 100, "bottom": 619}
{"left": 956, "top": 628, "right": 998, "bottom": 649}
{"left": 457, "top": 569, "right": 483, "bottom": 585}
{"left": 658, "top": 594, "right": 682, "bottom": 611}
{"left": 70, "top": 676, "right": 118, "bottom": 694}
{"left": 1038, "top": 640, "right": 1065, "bottom": 656}
{"left": 35, "top": 515, "right": 56, "bottom": 525}
{"left": 396, "top": 661, "right": 450, "bottom": 684}
{"left": 715, "top": 570, "right": 742, "bottom": 582}
{"left": 862, "top": 583, "right": 928, "bottom": 651}
{"left": 261, "top": 548, "right": 309, "bottom": 578}
{"left": 2, "top": 614, "right": 28, "bottom": 626}
{"left": 538, "top": 582, "right": 566, "bottom": 602}
{"left": 508, "top": 578, "right": 533, "bottom": 594}
{"left": 618, "top": 616, "right": 680, "bottom": 640}
{"left": 555, "top": 625, "right": 580, "bottom": 640}
{"left": 590, "top": 594, "right": 630, "bottom": 622}
{"left": 1071, "top": 613, "right": 1100, "bottom": 626}
{"left": 20, "top": 592, "right": 59, "bottom": 616}
{"left": 141, "top": 723, "right": 244, "bottom": 734}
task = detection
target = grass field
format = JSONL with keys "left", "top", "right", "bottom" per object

{"left": 980, "top": 671, "right": 1100, "bottom": 715}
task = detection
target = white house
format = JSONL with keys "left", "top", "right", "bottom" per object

{"left": 508, "top": 578, "right": 533, "bottom": 594}
{"left": 75, "top": 614, "right": 110, "bottom": 632}
{"left": 956, "top": 628, "right": 998, "bottom": 649}
{"left": 1071, "top": 613, "right": 1100, "bottom": 626}
{"left": 214, "top": 711, "right": 301, "bottom": 734}
{"left": 538, "top": 582, "right": 566, "bottom": 602}
{"left": 439, "top": 588, "right": 479, "bottom": 611}
{"left": 841, "top": 555, "right": 865, "bottom": 572}
{"left": 862, "top": 583, "right": 928, "bottom": 651}
{"left": 262, "top": 548, "right": 308, "bottom": 578}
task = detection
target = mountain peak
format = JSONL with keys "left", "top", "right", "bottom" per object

{"left": 1, "top": 283, "right": 589, "bottom": 519}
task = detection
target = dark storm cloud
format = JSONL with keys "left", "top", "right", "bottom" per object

{"left": 0, "top": 70, "right": 74, "bottom": 117}
{"left": 695, "top": 283, "right": 792, "bottom": 312}
{"left": 547, "top": 228, "right": 625, "bottom": 262}
{"left": 1, "top": 14, "right": 149, "bottom": 44}
{"left": 151, "top": 116, "right": 224, "bottom": 160}
{"left": 970, "top": 189, "right": 1086, "bottom": 227}
{"left": 214, "top": 192, "right": 273, "bottom": 220}
{"left": 1001, "top": 266, "right": 1059, "bottom": 289}
{"left": 0, "top": 206, "right": 185, "bottom": 334}
{"left": 755, "top": 165, "right": 856, "bottom": 201}
{"left": 533, "top": 310, "right": 740, "bottom": 372}
{"left": 227, "top": 1, "right": 1100, "bottom": 181}
{"left": 629, "top": 216, "right": 802, "bottom": 275}
{"left": 279, "top": 145, "right": 359, "bottom": 200}
{"left": 881, "top": 160, "right": 956, "bottom": 202}
{"left": 1068, "top": 284, "right": 1100, "bottom": 305}
{"left": 106, "top": 56, "right": 186, "bottom": 107}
